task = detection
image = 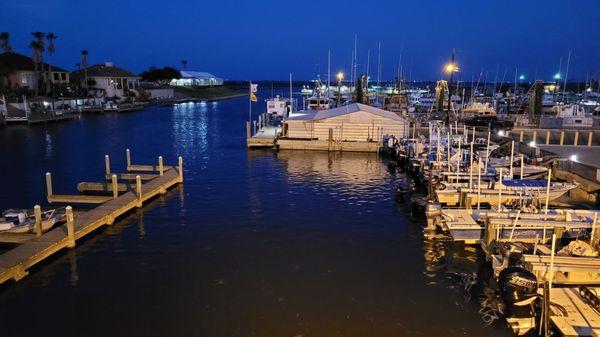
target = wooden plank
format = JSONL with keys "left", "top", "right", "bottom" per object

{"left": 47, "top": 194, "right": 113, "bottom": 204}
{"left": 550, "top": 287, "right": 600, "bottom": 337}
{"left": 105, "top": 173, "right": 158, "bottom": 181}
{"left": 0, "top": 233, "right": 36, "bottom": 244}
{"left": 77, "top": 182, "right": 129, "bottom": 193}
{"left": 127, "top": 164, "right": 173, "bottom": 172}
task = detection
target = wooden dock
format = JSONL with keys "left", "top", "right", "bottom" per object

{"left": 0, "top": 154, "right": 183, "bottom": 285}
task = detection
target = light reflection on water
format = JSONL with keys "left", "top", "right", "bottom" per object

{"left": 0, "top": 96, "right": 511, "bottom": 337}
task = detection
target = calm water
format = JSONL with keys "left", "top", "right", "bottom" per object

{"left": 0, "top": 96, "right": 511, "bottom": 337}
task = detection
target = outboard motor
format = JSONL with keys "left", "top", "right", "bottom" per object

{"left": 498, "top": 266, "right": 538, "bottom": 335}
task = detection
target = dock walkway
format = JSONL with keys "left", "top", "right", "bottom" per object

{"left": 0, "top": 161, "right": 183, "bottom": 285}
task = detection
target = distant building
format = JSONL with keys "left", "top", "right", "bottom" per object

{"left": 72, "top": 62, "right": 140, "bottom": 99}
{"left": 170, "top": 71, "right": 223, "bottom": 87}
{"left": 0, "top": 51, "right": 70, "bottom": 91}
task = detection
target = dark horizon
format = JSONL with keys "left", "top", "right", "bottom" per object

{"left": 2, "top": 0, "right": 600, "bottom": 82}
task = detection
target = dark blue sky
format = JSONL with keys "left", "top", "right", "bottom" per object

{"left": 3, "top": 0, "right": 600, "bottom": 82}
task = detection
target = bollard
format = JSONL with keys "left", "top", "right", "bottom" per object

{"left": 574, "top": 131, "right": 579, "bottom": 146}
{"left": 66, "top": 206, "right": 75, "bottom": 248}
{"left": 546, "top": 130, "right": 550, "bottom": 145}
{"left": 589, "top": 131, "right": 594, "bottom": 147}
{"left": 136, "top": 175, "right": 142, "bottom": 206}
{"left": 45, "top": 172, "right": 53, "bottom": 197}
{"left": 34, "top": 205, "right": 42, "bottom": 237}
{"left": 158, "top": 156, "right": 164, "bottom": 176}
{"left": 105, "top": 154, "right": 110, "bottom": 175}
{"left": 126, "top": 148, "right": 131, "bottom": 167}
{"left": 111, "top": 174, "right": 118, "bottom": 198}
{"left": 178, "top": 156, "right": 184, "bottom": 182}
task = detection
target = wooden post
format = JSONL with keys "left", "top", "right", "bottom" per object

{"left": 328, "top": 128, "right": 333, "bottom": 151}
{"left": 104, "top": 154, "right": 110, "bottom": 176}
{"left": 559, "top": 131, "right": 564, "bottom": 145}
{"left": 545, "top": 168, "right": 552, "bottom": 214}
{"left": 178, "top": 156, "right": 183, "bottom": 182}
{"left": 520, "top": 155, "right": 524, "bottom": 180}
{"left": 498, "top": 168, "right": 503, "bottom": 209}
{"left": 34, "top": 205, "right": 42, "bottom": 237}
{"left": 591, "top": 212, "right": 597, "bottom": 247}
{"left": 111, "top": 174, "right": 118, "bottom": 198}
{"left": 548, "top": 234, "right": 557, "bottom": 289}
{"left": 457, "top": 137, "right": 462, "bottom": 172}
{"left": 126, "top": 148, "right": 131, "bottom": 167}
{"left": 45, "top": 172, "right": 53, "bottom": 197}
{"left": 246, "top": 121, "right": 251, "bottom": 138}
{"left": 519, "top": 130, "right": 524, "bottom": 142}
{"left": 509, "top": 141, "right": 514, "bottom": 178}
{"left": 447, "top": 132, "right": 451, "bottom": 173}
{"left": 477, "top": 157, "right": 482, "bottom": 209}
{"left": 66, "top": 206, "right": 75, "bottom": 248}
{"left": 574, "top": 131, "right": 579, "bottom": 146}
{"left": 546, "top": 130, "right": 550, "bottom": 145}
{"left": 469, "top": 141, "right": 474, "bottom": 190}
{"left": 588, "top": 131, "right": 593, "bottom": 147}
{"left": 484, "top": 130, "right": 491, "bottom": 172}
{"left": 136, "top": 175, "right": 142, "bottom": 206}
{"left": 533, "top": 130, "right": 537, "bottom": 144}
{"left": 253, "top": 120, "right": 257, "bottom": 135}
{"left": 472, "top": 127, "right": 476, "bottom": 143}
{"left": 158, "top": 156, "right": 164, "bottom": 176}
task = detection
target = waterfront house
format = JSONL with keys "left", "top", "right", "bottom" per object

{"left": 71, "top": 62, "right": 140, "bottom": 100}
{"left": 0, "top": 51, "right": 69, "bottom": 92}
{"left": 170, "top": 71, "right": 223, "bottom": 87}
{"left": 278, "top": 103, "right": 409, "bottom": 152}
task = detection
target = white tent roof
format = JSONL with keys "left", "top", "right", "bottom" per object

{"left": 179, "top": 71, "right": 222, "bottom": 79}
{"left": 288, "top": 103, "right": 407, "bottom": 122}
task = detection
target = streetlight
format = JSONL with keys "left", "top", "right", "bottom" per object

{"left": 336, "top": 72, "right": 344, "bottom": 106}
{"left": 445, "top": 63, "right": 458, "bottom": 73}
{"left": 554, "top": 73, "right": 561, "bottom": 80}
{"left": 519, "top": 75, "right": 525, "bottom": 81}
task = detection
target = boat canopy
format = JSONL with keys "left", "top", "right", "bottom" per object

{"left": 502, "top": 180, "right": 549, "bottom": 188}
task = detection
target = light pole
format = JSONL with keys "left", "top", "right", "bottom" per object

{"left": 337, "top": 72, "right": 344, "bottom": 107}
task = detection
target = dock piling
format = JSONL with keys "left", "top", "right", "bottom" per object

{"left": 111, "top": 174, "right": 118, "bottom": 198}
{"left": 519, "top": 130, "right": 524, "bottom": 142}
{"left": 105, "top": 155, "right": 111, "bottom": 175}
{"left": 560, "top": 131, "right": 565, "bottom": 146}
{"left": 546, "top": 130, "right": 550, "bottom": 145}
{"left": 158, "top": 156, "right": 164, "bottom": 176}
{"left": 45, "top": 172, "right": 53, "bottom": 197}
{"left": 246, "top": 121, "right": 251, "bottom": 139}
{"left": 589, "top": 132, "right": 594, "bottom": 147}
{"left": 34, "top": 205, "right": 42, "bottom": 237}
{"left": 126, "top": 149, "right": 131, "bottom": 167}
{"left": 66, "top": 206, "right": 75, "bottom": 248}
{"left": 136, "top": 175, "right": 142, "bottom": 206}
{"left": 574, "top": 131, "right": 579, "bottom": 146}
{"left": 178, "top": 156, "right": 183, "bottom": 182}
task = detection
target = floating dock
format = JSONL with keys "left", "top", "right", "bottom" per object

{"left": 0, "top": 152, "right": 183, "bottom": 285}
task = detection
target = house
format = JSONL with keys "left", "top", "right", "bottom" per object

{"left": 0, "top": 51, "right": 70, "bottom": 91}
{"left": 284, "top": 103, "right": 409, "bottom": 141}
{"left": 71, "top": 62, "right": 140, "bottom": 99}
{"left": 170, "top": 71, "right": 223, "bottom": 87}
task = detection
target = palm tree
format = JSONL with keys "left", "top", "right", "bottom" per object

{"left": 31, "top": 32, "right": 46, "bottom": 96}
{"left": 181, "top": 60, "right": 188, "bottom": 69}
{"left": 29, "top": 40, "right": 43, "bottom": 96}
{"left": 45, "top": 33, "right": 57, "bottom": 96}
{"left": 81, "top": 50, "right": 89, "bottom": 93}
{"left": 0, "top": 32, "right": 11, "bottom": 53}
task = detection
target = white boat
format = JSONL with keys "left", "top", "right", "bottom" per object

{"left": 104, "top": 101, "right": 119, "bottom": 112}
{"left": 0, "top": 208, "right": 62, "bottom": 234}
{"left": 550, "top": 103, "right": 593, "bottom": 128}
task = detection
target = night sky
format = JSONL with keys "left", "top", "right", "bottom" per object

{"left": 2, "top": 0, "right": 600, "bottom": 82}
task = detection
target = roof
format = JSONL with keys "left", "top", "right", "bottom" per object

{"left": 72, "top": 63, "right": 138, "bottom": 78}
{"left": 0, "top": 52, "right": 68, "bottom": 73}
{"left": 179, "top": 71, "right": 221, "bottom": 79}
{"left": 287, "top": 103, "right": 408, "bottom": 122}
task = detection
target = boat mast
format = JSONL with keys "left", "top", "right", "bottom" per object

{"left": 289, "top": 73, "right": 293, "bottom": 113}
{"left": 377, "top": 41, "right": 381, "bottom": 104}
{"left": 562, "top": 50, "right": 571, "bottom": 102}
{"left": 327, "top": 50, "right": 331, "bottom": 96}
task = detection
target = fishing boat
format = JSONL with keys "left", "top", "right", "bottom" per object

{"left": 0, "top": 208, "right": 63, "bottom": 234}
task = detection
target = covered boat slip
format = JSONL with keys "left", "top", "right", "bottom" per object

{"left": 279, "top": 103, "right": 409, "bottom": 152}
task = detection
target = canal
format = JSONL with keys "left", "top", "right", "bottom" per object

{"left": 0, "top": 95, "right": 511, "bottom": 336}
